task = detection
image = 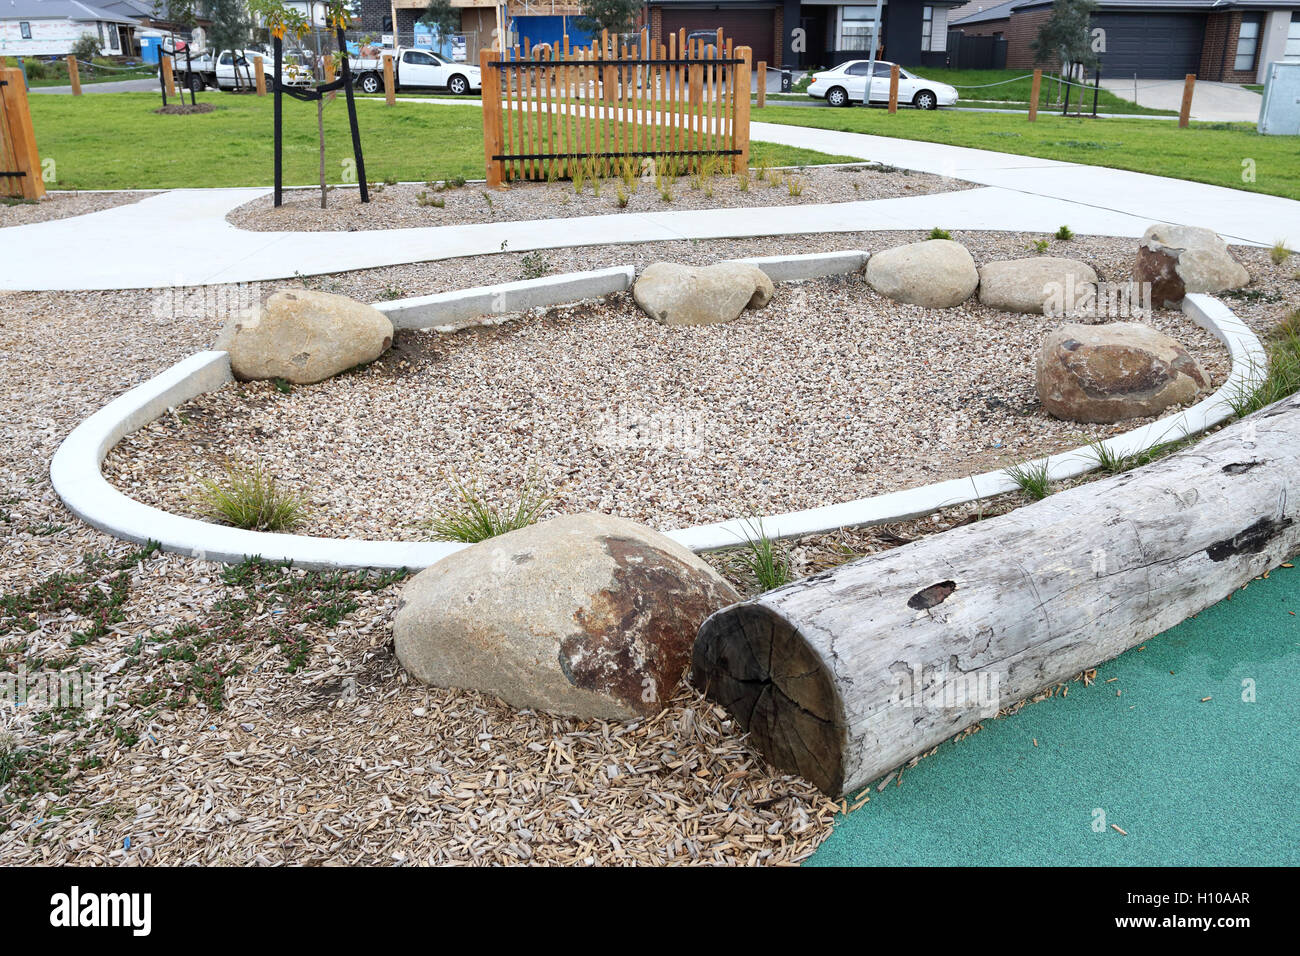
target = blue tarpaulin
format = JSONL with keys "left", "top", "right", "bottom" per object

{"left": 508, "top": 15, "right": 594, "bottom": 52}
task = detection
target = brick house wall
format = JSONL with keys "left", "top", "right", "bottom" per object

{"left": 1004, "top": 7, "right": 1052, "bottom": 69}
{"left": 1199, "top": 11, "right": 1257, "bottom": 82}
{"left": 953, "top": 18, "right": 1010, "bottom": 38}
{"left": 648, "top": 4, "right": 782, "bottom": 66}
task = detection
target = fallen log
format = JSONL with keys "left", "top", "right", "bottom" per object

{"left": 693, "top": 394, "right": 1300, "bottom": 797}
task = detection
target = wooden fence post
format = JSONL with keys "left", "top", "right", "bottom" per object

{"left": 161, "top": 54, "right": 176, "bottom": 97}
{"left": 756, "top": 59, "right": 765, "bottom": 108}
{"left": 0, "top": 67, "right": 46, "bottom": 200}
{"left": 66, "top": 55, "right": 81, "bottom": 95}
{"left": 888, "top": 63, "right": 899, "bottom": 113}
{"left": 384, "top": 54, "right": 395, "bottom": 105}
{"left": 1179, "top": 73, "right": 1195, "bottom": 127}
{"left": 1028, "top": 68, "right": 1041, "bottom": 122}
{"left": 480, "top": 47, "right": 504, "bottom": 188}
{"left": 733, "top": 46, "right": 751, "bottom": 174}
{"left": 254, "top": 55, "right": 266, "bottom": 95}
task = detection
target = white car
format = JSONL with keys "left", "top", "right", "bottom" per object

{"left": 806, "top": 60, "right": 958, "bottom": 110}
{"left": 353, "top": 48, "right": 481, "bottom": 95}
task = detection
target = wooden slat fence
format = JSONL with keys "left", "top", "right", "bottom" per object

{"left": 0, "top": 67, "right": 44, "bottom": 201}
{"left": 480, "top": 28, "right": 750, "bottom": 187}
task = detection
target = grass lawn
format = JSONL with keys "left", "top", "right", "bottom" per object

{"left": 28, "top": 92, "right": 858, "bottom": 190}
{"left": 755, "top": 104, "right": 1300, "bottom": 200}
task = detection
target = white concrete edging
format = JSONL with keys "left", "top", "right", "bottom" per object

{"left": 51, "top": 276, "right": 1265, "bottom": 569}
{"left": 376, "top": 266, "right": 635, "bottom": 330}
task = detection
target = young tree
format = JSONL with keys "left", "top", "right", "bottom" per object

{"left": 576, "top": 0, "right": 640, "bottom": 38}
{"left": 421, "top": 0, "right": 459, "bottom": 46}
{"left": 204, "top": 0, "right": 252, "bottom": 87}
{"left": 1031, "top": 0, "right": 1100, "bottom": 105}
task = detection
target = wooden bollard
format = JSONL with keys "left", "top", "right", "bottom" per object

{"left": 1028, "top": 68, "right": 1041, "bottom": 122}
{"left": 161, "top": 54, "right": 176, "bottom": 97}
{"left": 1179, "top": 73, "right": 1195, "bottom": 127}
{"left": 756, "top": 60, "right": 766, "bottom": 108}
{"left": 66, "top": 55, "right": 81, "bottom": 95}
{"left": 384, "top": 53, "right": 395, "bottom": 105}
{"left": 254, "top": 55, "right": 266, "bottom": 95}
{"left": 888, "top": 63, "right": 899, "bottom": 113}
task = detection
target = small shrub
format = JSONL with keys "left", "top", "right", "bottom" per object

{"left": 571, "top": 157, "right": 587, "bottom": 194}
{"left": 1270, "top": 240, "right": 1293, "bottom": 265}
{"left": 415, "top": 190, "right": 444, "bottom": 208}
{"left": 616, "top": 185, "right": 629, "bottom": 208}
{"left": 480, "top": 190, "right": 494, "bottom": 214}
{"left": 1055, "top": 224, "right": 1075, "bottom": 241}
{"left": 426, "top": 476, "right": 552, "bottom": 543}
{"left": 737, "top": 518, "right": 793, "bottom": 592}
{"left": 520, "top": 251, "right": 552, "bottom": 279}
{"left": 1227, "top": 309, "right": 1300, "bottom": 416}
{"left": 1029, "top": 238, "right": 1051, "bottom": 254}
{"left": 1005, "top": 458, "right": 1052, "bottom": 500}
{"left": 787, "top": 176, "right": 804, "bottom": 197}
{"left": 928, "top": 227, "right": 952, "bottom": 240}
{"left": 736, "top": 172, "right": 750, "bottom": 192}
{"left": 191, "top": 461, "right": 307, "bottom": 532}
{"left": 659, "top": 182, "right": 674, "bottom": 203}
{"left": 383, "top": 175, "right": 398, "bottom": 186}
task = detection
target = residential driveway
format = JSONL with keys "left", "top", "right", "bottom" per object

{"left": 29, "top": 78, "right": 159, "bottom": 95}
{"left": 1099, "top": 79, "right": 1263, "bottom": 123}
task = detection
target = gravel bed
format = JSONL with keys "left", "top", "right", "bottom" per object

{"left": 226, "top": 163, "right": 971, "bottom": 232}
{"left": 1, "top": 228, "right": 1294, "bottom": 866}
{"left": 0, "top": 191, "right": 157, "bottom": 228}
{"left": 103, "top": 269, "right": 1231, "bottom": 541}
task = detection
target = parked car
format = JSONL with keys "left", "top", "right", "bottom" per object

{"left": 806, "top": 61, "right": 958, "bottom": 110}
{"left": 352, "top": 48, "right": 481, "bottom": 95}
{"left": 172, "top": 48, "right": 311, "bottom": 92}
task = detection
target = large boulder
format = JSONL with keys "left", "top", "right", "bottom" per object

{"left": 393, "top": 513, "right": 740, "bottom": 721}
{"left": 979, "top": 257, "right": 1098, "bottom": 315}
{"left": 865, "top": 239, "right": 979, "bottom": 309}
{"left": 215, "top": 288, "right": 394, "bottom": 384}
{"left": 1036, "top": 322, "right": 1209, "bottom": 423}
{"left": 633, "top": 261, "right": 774, "bottom": 326}
{"left": 1134, "top": 223, "right": 1250, "bottom": 307}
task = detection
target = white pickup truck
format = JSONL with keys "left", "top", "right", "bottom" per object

{"left": 351, "top": 47, "right": 481, "bottom": 96}
{"left": 173, "top": 48, "right": 313, "bottom": 92}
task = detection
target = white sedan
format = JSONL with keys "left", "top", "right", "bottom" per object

{"left": 806, "top": 61, "right": 958, "bottom": 110}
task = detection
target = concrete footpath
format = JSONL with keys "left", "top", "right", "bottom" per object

{"left": 3, "top": 120, "right": 1298, "bottom": 290}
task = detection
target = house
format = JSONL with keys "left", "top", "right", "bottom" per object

{"left": 951, "top": 0, "right": 1300, "bottom": 82}
{"left": 0, "top": 0, "right": 138, "bottom": 57}
{"left": 643, "top": 1, "right": 961, "bottom": 70}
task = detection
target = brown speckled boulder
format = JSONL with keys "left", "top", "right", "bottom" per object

{"left": 1037, "top": 322, "right": 1209, "bottom": 423}
{"left": 393, "top": 513, "right": 739, "bottom": 720}
{"left": 1134, "top": 224, "right": 1249, "bottom": 307}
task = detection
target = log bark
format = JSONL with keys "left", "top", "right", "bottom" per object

{"left": 693, "top": 395, "right": 1300, "bottom": 797}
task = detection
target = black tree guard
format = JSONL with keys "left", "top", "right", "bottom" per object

{"left": 271, "top": 31, "right": 368, "bottom": 207}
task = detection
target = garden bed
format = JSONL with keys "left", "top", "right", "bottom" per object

{"left": 225, "top": 163, "right": 971, "bottom": 232}
{"left": 103, "top": 270, "right": 1229, "bottom": 543}
{"left": 1, "top": 190, "right": 157, "bottom": 228}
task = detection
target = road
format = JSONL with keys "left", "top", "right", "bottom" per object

{"left": 29, "top": 77, "right": 159, "bottom": 95}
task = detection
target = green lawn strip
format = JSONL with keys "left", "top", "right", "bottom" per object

{"left": 28, "top": 93, "right": 856, "bottom": 190}
{"left": 755, "top": 104, "right": 1300, "bottom": 201}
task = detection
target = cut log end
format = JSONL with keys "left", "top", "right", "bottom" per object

{"left": 692, "top": 603, "right": 846, "bottom": 795}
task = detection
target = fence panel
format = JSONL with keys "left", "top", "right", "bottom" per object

{"left": 0, "top": 67, "right": 44, "bottom": 201}
{"left": 480, "top": 30, "right": 751, "bottom": 187}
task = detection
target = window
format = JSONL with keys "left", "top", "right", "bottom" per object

{"left": 1287, "top": 13, "right": 1300, "bottom": 59}
{"left": 841, "top": 5, "right": 883, "bottom": 54}
{"left": 1234, "top": 15, "right": 1261, "bottom": 73}
{"left": 20, "top": 21, "right": 31, "bottom": 40}
{"left": 404, "top": 51, "right": 436, "bottom": 65}
{"left": 921, "top": 6, "right": 933, "bottom": 53}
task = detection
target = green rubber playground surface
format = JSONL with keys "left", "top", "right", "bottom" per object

{"left": 807, "top": 561, "right": 1300, "bottom": 866}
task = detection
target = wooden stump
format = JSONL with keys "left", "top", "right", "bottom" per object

{"left": 693, "top": 395, "right": 1300, "bottom": 796}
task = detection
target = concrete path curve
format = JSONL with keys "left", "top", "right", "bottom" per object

{"left": 2, "top": 119, "right": 1297, "bottom": 290}
{"left": 1099, "top": 78, "right": 1263, "bottom": 123}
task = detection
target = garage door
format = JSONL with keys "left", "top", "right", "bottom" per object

{"left": 1093, "top": 13, "right": 1205, "bottom": 79}
{"left": 661, "top": 8, "right": 775, "bottom": 63}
